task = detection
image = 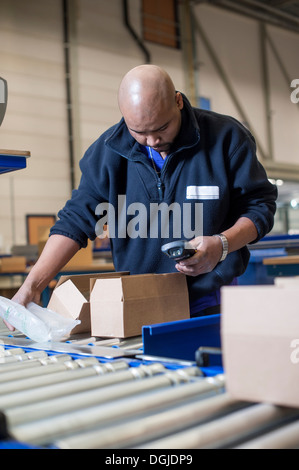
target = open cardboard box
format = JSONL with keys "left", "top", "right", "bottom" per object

{"left": 221, "top": 277, "right": 299, "bottom": 408}
{"left": 48, "top": 271, "right": 190, "bottom": 338}
{"left": 90, "top": 272, "right": 190, "bottom": 338}
{"left": 47, "top": 271, "right": 126, "bottom": 334}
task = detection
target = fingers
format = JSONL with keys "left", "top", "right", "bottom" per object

{"left": 175, "top": 264, "right": 199, "bottom": 276}
{"left": 175, "top": 256, "right": 209, "bottom": 277}
{"left": 175, "top": 242, "right": 217, "bottom": 276}
{"left": 174, "top": 236, "right": 224, "bottom": 277}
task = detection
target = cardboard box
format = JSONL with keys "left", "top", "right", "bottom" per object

{"left": 48, "top": 272, "right": 190, "bottom": 338}
{"left": 221, "top": 281, "right": 299, "bottom": 408}
{"left": 90, "top": 272, "right": 190, "bottom": 338}
{"left": 0, "top": 256, "right": 26, "bottom": 272}
{"left": 47, "top": 272, "right": 126, "bottom": 334}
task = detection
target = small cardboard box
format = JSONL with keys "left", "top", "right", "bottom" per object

{"left": 47, "top": 272, "right": 126, "bottom": 334}
{"left": 0, "top": 256, "right": 26, "bottom": 272}
{"left": 90, "top": 272, "right": 190, "bottom": 338}
{"left": 48, "top": 272, "right": 189, "bottom": 338}
{"left": 221, "top": 281, "right": 299, "bottom": 408}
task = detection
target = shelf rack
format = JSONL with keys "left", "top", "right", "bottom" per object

{"left": 0, "top": 149, "right": 30, "bottom": 175}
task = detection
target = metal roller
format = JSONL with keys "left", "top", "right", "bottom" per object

{"left": 0, "top": 359, "right": 43, "bottom": 374}
{"left": 0, "top": 353, "right": 73, "bottom": 372}
{"left": 8, "top": 366, "right": 202, "bottom": 445}
{"left": 0, "top": 355, "right": 95, "bottom": 383}
{"left": 0, "top": 359, "right": 128, "bottom": 396}
{"left": 4, "top": 363, "right": 167, "bottom": 421}
{"left": 0, "top": 350, "right": 47, "bottom": 364}
{"left": 2, "top": 336, "right": 299, "bottom": 450}
{"left": 137, "top": 402, "right": 299, "bottom": 449}
{"left": 236, "top": 419, "right": 299, "bottom": 449}
{"left": 55, "top": 390, "right": 244, "bottom": 449}
{"left": 0, "top": 346, "right": 54, "bottom": 360}
{"left": 52, "top": 375, "right": 226, "bottom": 449}
{"left": 0, "top": 360, "right": 79, "bottom": 384}
{"left": 0, "top": 347, "right": 25, "bottom": 356}
{"left": 0, "top": 360, "right": 135, "bottom": 409}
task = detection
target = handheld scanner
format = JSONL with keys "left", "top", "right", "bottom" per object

{"left": 161, "top": 240, "right": 197, "bottom": 261}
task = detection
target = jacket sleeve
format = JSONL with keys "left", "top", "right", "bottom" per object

{"left": 225, "top": 131, "right": 277, "bottom": 242}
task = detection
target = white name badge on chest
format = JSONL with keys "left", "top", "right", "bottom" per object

{"left": 186, "top": 185, "right": 219, "bottom": 200}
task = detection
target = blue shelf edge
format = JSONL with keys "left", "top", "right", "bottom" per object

{"left": 0, "top": 154, "right": 29, "bottom": 174}
{"left": 142, "top": 314, "right": 222, "bottom": 372}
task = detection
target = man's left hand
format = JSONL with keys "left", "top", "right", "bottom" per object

{"left": 175, "top": 236, "right": 223, "bottom": 277}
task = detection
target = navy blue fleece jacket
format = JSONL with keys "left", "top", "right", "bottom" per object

{"left": 50, "top": 95, "right": 277, "bottom": 303}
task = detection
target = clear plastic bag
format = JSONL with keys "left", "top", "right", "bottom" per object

{"left": 0, "top": 296, "right": 80, "bottom": 343}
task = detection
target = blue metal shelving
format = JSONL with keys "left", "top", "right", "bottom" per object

{"left": 0, "top": 150, "right": 30, "bottom": 175}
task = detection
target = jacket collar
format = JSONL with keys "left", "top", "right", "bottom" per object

{"left": 105, "top": 93, "right": 200, "bottom": 160}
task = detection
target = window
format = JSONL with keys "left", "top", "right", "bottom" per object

{"left": 142, "top": 0, "right": 180, "bottom": 49}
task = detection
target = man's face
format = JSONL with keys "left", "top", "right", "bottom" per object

{"left": 124, "top": 92, "right": 184, "bottom": 154}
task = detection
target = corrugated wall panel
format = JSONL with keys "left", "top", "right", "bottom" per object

{"left": 0, "top": 0, "right": 70, "bottom": 251}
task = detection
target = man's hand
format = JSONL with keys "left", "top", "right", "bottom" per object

{"left": 2, "top": 234, "right": 80, "bottom": 332}
{"left": 175, "top": 217, "right": 259, "bottom": 277}
{"left": 3, "top": 283, "right": 41, "bottom": 332}
{"left": 175, "top": 236, "right": 223, "bottom": 277}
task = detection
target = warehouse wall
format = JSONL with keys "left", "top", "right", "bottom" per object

{"left": 0, "top": 0, "right": 68, "bottom": 251}
{"left": 0, "top": 0, "right": 184, "bottom": 251}
{"left": 192, "top": 4, "right": 299, "bottom": 171}
{"left": 0, "top": 0, "right": 298, "bottom": 251}
{"left": 73, "top": 0, "right": 185, "bottom": 182}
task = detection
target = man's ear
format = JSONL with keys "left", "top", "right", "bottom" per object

{"left": 175, "top": 92, "right": 184, "bottom": 110}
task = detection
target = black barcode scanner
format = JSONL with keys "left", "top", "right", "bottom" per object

{"left": 161, "top": 240, "right": 197, "bottom": 261}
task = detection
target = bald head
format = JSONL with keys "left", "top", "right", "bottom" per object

{"left": 118, "top": 65, "right": 176, "bottom": 115}
{"left": 118, "top": 65, "right": 183, "bottom": 155}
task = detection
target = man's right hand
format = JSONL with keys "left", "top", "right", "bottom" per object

{"left": 3, "top": 283, "right": 42, "bottom": 332}
{"left": 2, "top": 235, "right": 80, "bottom": 332}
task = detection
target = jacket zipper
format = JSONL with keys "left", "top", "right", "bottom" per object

{"left": 157, "top": 177, "right": 163, "bottom": 201}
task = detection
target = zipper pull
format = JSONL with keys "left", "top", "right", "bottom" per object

{"left": 157, "top": 179, "right": 163, "bottom": 200}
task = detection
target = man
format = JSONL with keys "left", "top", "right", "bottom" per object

{"left": 8, "top": 64, "right": 277, "bottom": 327}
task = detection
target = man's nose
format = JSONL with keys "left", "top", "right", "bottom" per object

{"left": 146, "top": 133, "right": 161, "bottom": 148}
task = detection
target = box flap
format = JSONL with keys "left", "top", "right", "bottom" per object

{"left": 89, "top": 271, "right": 129, "bottom": 293}
{"left": 54, "top": 272, "right": 128, "bottom": 301}
{"left": 71, "top": 302, "right": 91, "bottom": 334}
{"left": 48, "top": 279, "right": 87, "bottom": 319}
{"left": 91, "top": 278, "right": 124, "bottom": 302}
{"left": 91, "top": 273, "right": 188, "bottom": 302}
{"left": 121, "top": 272, "right": 187, "bottom": 300}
